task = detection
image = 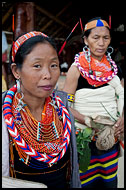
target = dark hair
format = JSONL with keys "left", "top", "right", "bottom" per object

{"left": 9, "top": 34, "right": 57, "bottom": 69}
{"left": 82, "top": 17, "right": 111, "bottom": 39}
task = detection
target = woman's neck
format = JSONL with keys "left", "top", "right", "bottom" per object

{"left": 23, "top": 94, "right": 46, "bottom": 121}
{"left": 91, "top": 53, "right": 103, "bottom": 61}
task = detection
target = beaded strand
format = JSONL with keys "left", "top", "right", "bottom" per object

{"left": 3, "top": 85, "right": 71, "bottom": 166}
{"left": 12, "top": 93, "right": 64, "bottom": 153}
{"left": 73, "top": 53, "right": 118, "bottom": 85}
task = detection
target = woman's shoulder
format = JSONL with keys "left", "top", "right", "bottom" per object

{"left": 55, "top": 90, "right": 68, "bottom": 103}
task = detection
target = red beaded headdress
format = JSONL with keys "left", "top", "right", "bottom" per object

{"left": 12, "top": 31, "right": 48, "bottom": 62}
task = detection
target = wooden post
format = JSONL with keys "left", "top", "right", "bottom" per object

{"left": 14, "top": 2, "right": 35, "bottom": 40}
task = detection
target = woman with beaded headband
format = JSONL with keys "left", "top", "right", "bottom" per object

{"left": 2, "top": 31, "right": 81, "bottom": 188}
{"left": 63, "top": 17, "right": 124, "bottom": 188}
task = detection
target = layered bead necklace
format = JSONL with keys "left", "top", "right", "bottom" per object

{"left": 73, "top": 52, "right": 118, "bottom": 87}
{"left": 3, "top": 85, "right": 71, "bottom": 168}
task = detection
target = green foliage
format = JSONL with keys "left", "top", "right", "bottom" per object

{"left": 79, "top": 144, "right": 91, "bottom": 172}
{"left": 100, "top": 102, "right": 117, "bottom": 121}
{"left": 76, "top": 128, "right": 92, "bottom": 172}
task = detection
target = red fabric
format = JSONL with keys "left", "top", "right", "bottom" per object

{"left": 80, "top": 165, "right": 118, "bottom": 179}
{"left": 79, "top": 52, "right": 113, "bottom": 87}
{"left": 90, "top": 151, "right": 118, "bottom": 163}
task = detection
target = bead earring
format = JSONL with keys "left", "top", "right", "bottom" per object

{"left": 83, "top": 45, "right": 93, "bottom": 75}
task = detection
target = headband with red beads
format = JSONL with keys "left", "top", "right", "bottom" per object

{"left": 12, "top": 31, "right": 48, "bottom": 62}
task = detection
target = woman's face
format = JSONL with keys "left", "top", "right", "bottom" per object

{"left": 84, "top": 27, "right": 111, "bottom": 60}
{"left": 14, "top": 42, "right": 60, "bottom": 99}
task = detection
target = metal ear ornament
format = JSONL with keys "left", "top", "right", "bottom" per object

{"left": 16, "top": 79, "right": 21, "bottom": 93}
{"left": 15, "top": 79, "right": 26, "bottom": 112}
{"left": 83, "top": 45, "right": 93, "bottom": 75}
{"left": 83, "top": 45, "right": 91, "bottom": 63}
{"left": 106, "top": 46, "right": 114, "bottom": 70}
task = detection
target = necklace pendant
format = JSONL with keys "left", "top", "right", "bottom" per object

{"left": 37, "top": 122, "right": 41, "bottom": 141}
{"left": 110, "top": 62, "right": 114, "bottom": 71}
{"left": 16, "top": 105, "right": 25, "bottom": 112}
{"left": 89, "top": 70, "right": 93, "bottom": 75}
{"left": 111, "top": 66, "right": 114, "bottom": 71}
{"left": 16, "top": 102, "right": 26, "bottom": 112}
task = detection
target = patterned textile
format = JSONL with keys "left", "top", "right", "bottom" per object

{"left": 80, "top": 141, "right": 119, "bottom": 188}
{"left": 67, "top": 94, "right": 75, "bottom": 102}
{"left": 84, "top": 19, "right": 110, "bottom": 32}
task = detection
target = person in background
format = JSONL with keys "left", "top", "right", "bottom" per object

{"left": 60, "top": 61, "right": 69, "bottom": 75}
{"left": 63, "top": 17, "right": 124, "bottom": 188}
{"left": 2, "top": 31, "right": 81, "bottom": 188}
{"left": 60, "top": 49, "right": 69, "bottom": 75}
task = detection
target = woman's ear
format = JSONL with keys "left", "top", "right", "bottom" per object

{"left": 11, "top": 63, "right": 20, "bottom": 79}
{"left": 84, "top": 36, "right": 88, "bottom": 46}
